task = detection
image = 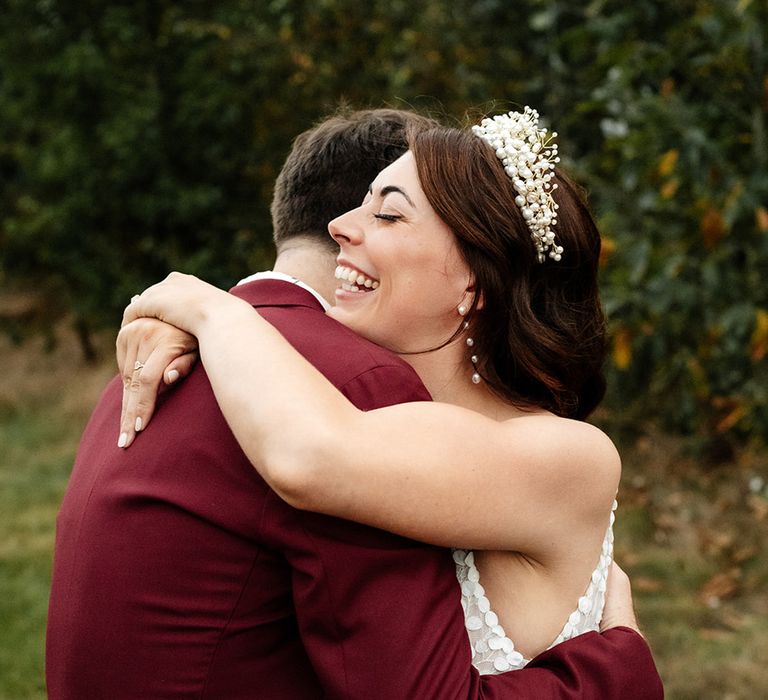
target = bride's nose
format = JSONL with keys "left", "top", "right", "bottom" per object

{"left": 328, "top": 207, "right": 364, "bottom": 246}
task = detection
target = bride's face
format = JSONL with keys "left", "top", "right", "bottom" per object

{"left": 327, "top": 151, "right": 473, "bottom": 353}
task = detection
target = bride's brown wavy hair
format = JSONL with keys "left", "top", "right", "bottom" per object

{"left": 408, "top": 125, "right": 607, "bottom": 419}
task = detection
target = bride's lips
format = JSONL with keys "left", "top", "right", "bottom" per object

{"left": 334, "top": 262, "right": 379, "bottom": 293}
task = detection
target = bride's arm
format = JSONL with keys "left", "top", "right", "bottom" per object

{"left": 122, "top": 273, "right": 619, "bottom": 557}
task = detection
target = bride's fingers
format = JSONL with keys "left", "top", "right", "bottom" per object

{"left": 118, "top": 344, "right": 172, "bottom": 448}
{"left": 117, "top": 321, "right": 199, "bottom": 448}
{"left": 116, "top": 318, "right": 143, "bottom": 380}
{"left": 600, "top": 562, "right": 641, "bottom": 635}
{"left": 118, "top": 332, "right": 141, "bottom": 441}
{"left": 117, "top": 319, "right": 166, "bottom": 447}
{"left": 118, "top": 363, "right": 144, "bottom": 448}
{"left": 163, "top": 352, "right": 198, "bottom": 385}
{"left": 117, "top": 319, "right": 157, "bottom": 431}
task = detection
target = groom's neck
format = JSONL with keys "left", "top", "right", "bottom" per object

{"left": 272, "top": 236, "right": 338, "bottom": 304}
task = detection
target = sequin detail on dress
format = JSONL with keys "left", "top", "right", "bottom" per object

{"left": 454, "top": 499, "right": 617, "bottom": 674}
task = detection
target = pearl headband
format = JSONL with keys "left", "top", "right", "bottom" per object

{"left": 472, "top": 107, "right": 563, "bottom": 262}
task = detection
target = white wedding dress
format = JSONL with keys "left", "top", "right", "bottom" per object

{"left": 454, "top": 500, "right": 616, "bottom": 674}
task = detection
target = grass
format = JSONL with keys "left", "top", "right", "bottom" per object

{"left": 0, "top": 328, "right": 115, "bottom": 700}
{"left": 613, "top": 435, "right": 768, "bottom": 699}
{"left": 1, "top": 327, "right": 766, "bottom": 698}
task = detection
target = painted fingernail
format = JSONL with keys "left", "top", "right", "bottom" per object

{"left": 167, "top": 369, "right": 180, "bottom": 383}
{"left": 118, "top": 433, "right": 128, "bottom": 448}
{"left": 135, "top": 417, "right": 143, "bottom": 432}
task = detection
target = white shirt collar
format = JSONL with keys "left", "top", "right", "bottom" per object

{"left": 236, "top": 270, "right": 331, "bottom": 312}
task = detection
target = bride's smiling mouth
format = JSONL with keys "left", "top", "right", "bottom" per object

{"left": 334, "top": 264, "right": 380, "bottom": 293}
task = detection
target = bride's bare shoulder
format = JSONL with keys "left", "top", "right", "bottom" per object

{"left": 499, "top": 413, "right": 621, "bottom": 509}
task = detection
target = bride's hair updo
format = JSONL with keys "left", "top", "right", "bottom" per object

{"left": 408, "top": 124, "right": 607, "bottom": 419}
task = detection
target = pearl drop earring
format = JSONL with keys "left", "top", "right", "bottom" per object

{"left": 460, "top": 306, "right": 481, "bottom": 385}
{"left": 471, "top": 355, "right": 481, "bottom": 384}
{"left": 465, "top": 337, "right": 481, "bottom": 384}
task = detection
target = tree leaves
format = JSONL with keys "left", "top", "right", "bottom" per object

{"left": 0, "top": 0, "right": 766, "bottom": 443}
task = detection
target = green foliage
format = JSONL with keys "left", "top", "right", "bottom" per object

{"left": 1, "top": 0, "right": 765, "bottom": 442}
{"left": 579, "top": 0, "right": 768, "bottom": 445}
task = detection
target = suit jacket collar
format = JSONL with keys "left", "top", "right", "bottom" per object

{"left": 230, "top": 278, "right": 326, "bottom": 312}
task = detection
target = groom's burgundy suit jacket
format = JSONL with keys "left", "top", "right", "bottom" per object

{"left": 47, "top": 278, "right": 662, "bottom": 699}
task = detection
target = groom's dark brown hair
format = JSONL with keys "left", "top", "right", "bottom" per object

{"left": 270, "top": 108, "right": 439, "bottom": 252}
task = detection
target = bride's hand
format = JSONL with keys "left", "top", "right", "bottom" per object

{"left": 116, "top": 318, "right": 199, "bottom": 448}
{"left": 118, "top": 272, "right": 255, "bottom": 448}
{"left": 600, "top": 562, "right": 643, "bottom": 636}
{"left": 122, "top": 272, "right": 238, "bottom": 335}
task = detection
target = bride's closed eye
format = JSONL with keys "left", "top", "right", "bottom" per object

{"left": 373, "top": 213, "right": 403, "bottom": 223}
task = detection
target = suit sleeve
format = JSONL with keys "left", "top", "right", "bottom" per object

{"left": 471, "top": 628, "right": 663, "bottom": 699}
{"left": 287, "top": 364, "right": 663, "bottom": 699}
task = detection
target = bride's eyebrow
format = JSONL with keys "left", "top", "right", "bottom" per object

{"left": 379, "top": 185, "right": 415, "bottom": 207}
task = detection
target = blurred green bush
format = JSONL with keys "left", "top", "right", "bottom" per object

{"left": 1, "top": 0, "right": 765, "bottom": 445}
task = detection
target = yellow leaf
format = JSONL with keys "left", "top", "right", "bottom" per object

{"left": 660, "top": 77, "right": 675, "bottom": 98}
{"left": 716, "top": 403, "right": 746, "bottom": 433}
{"left": 756, "top": 206, "right": 768, "bottom": 232}
{"left": 612, "top": 329, "right": 632, "bottom": 370}
{"left": 657, "top": 149, "right": 679, "bottom": 177}
{"left": 213, "top": 25, "right": 232, "bottom": 40}
{"left": 699, "top": 569, "right": 741, "bottom": 604}
{"left": 291, "top": 51, "right": 314, "bottom": 70}
{"left": 599, "top": 236, "right": 616, "bottom": 267}
{"left": 732, "top": 545, "right": 758, "bottom": 563}
{"left": 660, "top": 178, "right": 679, "bottom": 199}
{"left": 751, "top": 309, "right": 768, "bottom": 361}
{"left": 700, "top": 207, "right": 727, "bottom": 248}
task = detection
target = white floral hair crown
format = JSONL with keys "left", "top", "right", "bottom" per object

{"left": 472, "top": 107, "right": 563, "bottom": 262}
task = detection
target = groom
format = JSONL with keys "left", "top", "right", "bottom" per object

{"left": 47, "top": 109, "right": 662, "bottom": 698}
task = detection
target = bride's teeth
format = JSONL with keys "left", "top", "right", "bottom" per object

{"left": 336, "top": 265, "right": 379, "bottom": 291}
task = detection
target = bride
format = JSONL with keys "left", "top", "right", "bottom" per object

{"left": 119, "top": 108, "right": 620, "bottom": 672}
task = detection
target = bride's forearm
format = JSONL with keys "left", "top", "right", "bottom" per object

{"left": 195, "top": 303, "right": 355, "bottom": 506}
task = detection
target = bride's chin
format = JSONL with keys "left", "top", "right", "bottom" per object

{"left": 327, "top": 307, "right": 385, "bottom": 344}
{"left": 327, "top": 305, "right": 362, "bottom": 329}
